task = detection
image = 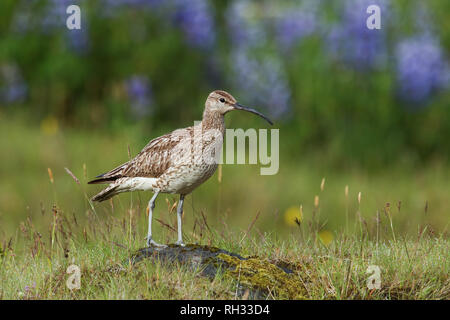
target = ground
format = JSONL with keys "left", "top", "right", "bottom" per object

{"left": 0, "top": 213, "right": 448, "bottom": 299}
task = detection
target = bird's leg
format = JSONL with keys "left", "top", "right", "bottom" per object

{"left": 146, "top": 191, "right": 165, "bottom": 247}
{"left": 175, "top": 194, "right": 185, "bottom": 246}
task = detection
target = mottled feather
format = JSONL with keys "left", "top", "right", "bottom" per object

{"left": 88, "top": 127, "right": 194, "bottom": 184}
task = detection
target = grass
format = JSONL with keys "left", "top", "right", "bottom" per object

{"left": 1, "top": 115, "right": 449, "bottom": 236}
{"left": 0, "top": 116, "right": 449, "bottom": 299}
{"left": 0, "top": 206, "right": 448, "bottom": 299}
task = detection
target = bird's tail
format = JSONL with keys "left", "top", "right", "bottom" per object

{"left": 91, "top": 184, "right": 120, "bottom": 202}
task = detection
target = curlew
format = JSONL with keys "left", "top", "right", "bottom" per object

{"left": 89, "top": 90, "right": 273, "bottom": 247}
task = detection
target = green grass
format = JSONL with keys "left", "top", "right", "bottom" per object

{"left": 0, "top": 115, "right": 449, "bottom": 236}
{"left": 0, "top": 209, "right": 448, "bottom": 299}
{"left": 0, "top": 116, "right": 449, "bottom": 299}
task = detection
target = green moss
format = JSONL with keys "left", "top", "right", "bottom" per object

{"left": 128, "top": 244, "right": 307, "bottom": 299}
{"left": 217, "top": 253, "right": 306, "bottom": 299}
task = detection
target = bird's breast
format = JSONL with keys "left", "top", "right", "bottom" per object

{"left": 156, "top": 161, "right": 218, "bottom": 194}
{"left": 154, "top": 129, "right": 224, "bottom": 194}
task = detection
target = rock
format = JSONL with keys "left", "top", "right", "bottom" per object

{"left": 126, "top": 244, "right": 306, "bottom": 299}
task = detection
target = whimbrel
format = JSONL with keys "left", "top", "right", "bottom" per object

{"left": 89, "top": 90, "right": 273, "bottom": 247}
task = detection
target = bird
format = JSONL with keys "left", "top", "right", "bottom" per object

{"left": 88, "top": 90, "right": 273, "bottom": 247}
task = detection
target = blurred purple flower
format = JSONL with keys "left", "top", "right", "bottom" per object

{"left": 38, "top": 0, "right": 90, "bottom": 54}
{"left": 65, "top": 14, "right": 89, "bottom": 55}
{"left": 125, "top": 75, "right": 153, "bottom": 117}
{"left": 41, "top": 0, "right": 74, "bottom": 32}
{"left": 395, "top": 34, "right": 449, "bottom": 104}
{"left": 0, "top": 64, "right": 28, "bottom": 105}
{"left": 115, "top": 0, "right": 163, "bottom": 5}
{"left": 11, "top": 10, "right": 35, "bottom": 34}
{"left": 275, "top": 1, "right": 320, "bottom": 50}
{"left": 173, "top": 0, "right": 215, "bottom": 49}
{"left": 101, "top": 0, "right": 215, "bottom": 49}
{"left": 101, "top": 0, "right": 165, "bottom": 14}
{"left": 226, "top": 1, "right": 291, "bottom": 118}
{"left": 326, "top": 0, "right": 389, "bottom": 70}
{"left": 66, "top": 28, "right": 89, "bottom": 54}
{"left": 226, "top": 0, "right": 267, "bottom": 47}
{"left": 24, "top": 282, "right": 36, "bottom": 293}
{"left": 231, "top": 47, "right": 290, "bottom": 119}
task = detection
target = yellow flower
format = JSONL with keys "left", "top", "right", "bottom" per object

{"left": 284, "top": 206, "right": 303, "bottom": 227}
{"left": 40, "top": 116, "right": 59, "bottom": 136}
{"left": 318, "top": 230, "right": 333, "bottom": 246}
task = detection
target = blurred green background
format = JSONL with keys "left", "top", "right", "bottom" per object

{"left": 0, "top": 0, "right": 449, "bottom": 241}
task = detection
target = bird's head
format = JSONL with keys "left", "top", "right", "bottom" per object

{"left": 205, "top": 90, "right": 273, "bottom": 125}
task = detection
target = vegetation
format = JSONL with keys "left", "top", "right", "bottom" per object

{"left": 0, "top": 0, "right": 449, "bottom": 300}
{"left": 1, "top": 1, "right": 450, "bottom": 168}
{"left": 0, "top": 195, "right": 448, "bottom": 299}
{"left": 0, "top": 117, "right": 448, "bottom": 300}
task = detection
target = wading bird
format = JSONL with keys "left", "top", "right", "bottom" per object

{"left": 89, "top": 90, "right": 272, "bottom": 247}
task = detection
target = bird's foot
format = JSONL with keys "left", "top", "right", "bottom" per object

{"left": 175, "top": 240, "right": 185, "bottom": 247}
{"left": 146, "top": 237, "right": 167, "bottom": 248}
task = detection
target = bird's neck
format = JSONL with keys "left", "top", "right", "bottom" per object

{"left": 202, "top": 110, "right": 225, "bottom": 134}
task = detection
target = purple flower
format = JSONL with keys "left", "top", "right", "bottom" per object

{"left": 173, "top": 0, "right": 216, "bottom": 49}
{"left": 326, "top": 0, "right": 389, "bottom": 70}
{"left": 101, "top": 0, "right": 165, "bottom": 15}
{"left": 226, "top": 1, "right": 291, "bottom": 118}
{"left": 226, "top": 0, "right": 267, "bottom": 47}
{"left": 24, "top": 282, "right": 36, "bottom": 293}
{"left": 125, "top": 75, "right": 153, "bottom": 117}
{"left": 101, "top": 0, "right": 216, "bottom": 50}
{"left": 37, "top": 0, "right": 90, "bottom": 54}
{"left": 0, "top": 64, "right": 28, "bottom": 104}
{"left": 41, "top": 0, "right": 74, "bottom": 32}
{"left": 275, "top": 1, "right": 320, "bottom": 50}
{"left": 231, "top": 47, "right": 290, "bottom": 119}
{"left": 395, "top": 34, "right": 449, "bottom": 104}
{"left": 66, "top": 28, "right": 89, "bottom": 54}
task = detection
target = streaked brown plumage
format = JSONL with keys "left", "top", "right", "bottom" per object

{"left": 89, "top": 90, "right": 272, "bottom": 246}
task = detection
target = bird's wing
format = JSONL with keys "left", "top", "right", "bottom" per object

{"left": 88, "top": 127, "right": 194, "bottom": 184}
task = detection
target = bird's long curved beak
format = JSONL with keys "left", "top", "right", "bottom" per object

{"left": 233, "top": 103, "right": 273, "bottom": 125}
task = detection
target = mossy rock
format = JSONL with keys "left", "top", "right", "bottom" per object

{"left": 127, "top": 244, "right": 306, "bottom": 299}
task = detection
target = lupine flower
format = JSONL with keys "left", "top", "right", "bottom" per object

{"left": 226, "top": 0, "right": 267, "bottom": 47}
{"left": 231, "top": 47, "right": 290, "bottom": 119}
{"left": 125, "top": 75, "right": 153, "bottom": 117}
{"left": 226, "top": 1, "right": 291, "bottom": 118}
{"left": 101, "top": 0, "right": 215, "bottom": 50}
{"left": 66, "top": 12, "right": 89, "bottom": 54}
{"left": 39, "top": 0, "right": 90, "bottom": 54}
{"left": 11, "top": 9, "right": 35, "bottom": 34}
{"left": 0, "top": 64, "right": 28, "bottom": 104}
{"left": 395, "top": 34, "right": 449, "bottom": 104}
{"left": 326, "top": 0, "right": 389, "bottom": 70}
{"left": 101, "top": 0, "right": 165, "bottom": 15}
{"left": 41, "top": 0, "right": 74, "bottom": 32}
{"left": 275, "top": 1, "right": 320, "bottom": 50}
{"left": 66, "top": 28, "right": 89, "bottom": 54}
{"left": 173, "top": 0, "right": 216, "bottom": 49}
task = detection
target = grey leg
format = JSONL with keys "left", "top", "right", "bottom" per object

{"left": 146, "top": 191, "right": 165, "bottom": 247}
{"left": 175, "top": 194, "right": 185, "bottom": 246}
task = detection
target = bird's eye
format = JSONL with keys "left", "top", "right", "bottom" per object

{"left": 219, "top": 98, "right": 225, "bottom": 103}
